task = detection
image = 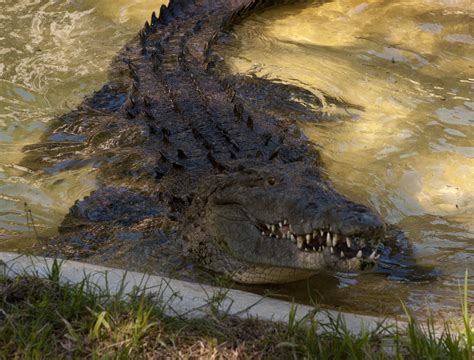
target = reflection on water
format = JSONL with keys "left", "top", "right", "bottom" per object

{"left": 222, "top": 0, "right": 473, "bottom": 315}
{"left": 0, "top": 0, "right": 164, "bottom": 249}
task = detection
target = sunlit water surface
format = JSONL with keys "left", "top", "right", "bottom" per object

{"left": 221, "top": 0, "right": 473, "bottom": 316}
{"left": 0, "top": 0, "right": 164, "bottom": 248}
{"left": 0, "top": 0, "right": 472, "bottom": 317}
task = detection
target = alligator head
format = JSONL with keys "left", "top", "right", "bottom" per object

{"left": 184, "top": 162, "right": 385, "bottom": 284}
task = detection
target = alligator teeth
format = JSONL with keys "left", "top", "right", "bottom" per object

{"left": 313, "top": 247, "right": 317, "bottom": 251}
{"left": 266, "top": 224, "right": 271, "bottom": 230}
{"left": 271, "top": 225, "right": 276, "bottom": 232}
{"left": 320, "top": 230, "right": 324, "bottom": 236}
{"left": 318, "top": 247, "right": 322, "bottom": 252}
{"left": 332, "top": 234, "right": 339, "bottom": 247}
{"left": 261, "top": 231, "right": 265, "bottom": 235}
{"left": 290, "top": 234, "right": 296, "bottom": 243}
{"left": 297, "top": 236, "right": 304, "bottom": 249}
{"left": 305, "top": 234, "right": 311, "bottom": 243}
{"left": 330, "top": 247, "right": 334, "bottom": 254}
{"left": 369, "top": 250, "right": 377, "bottom": 260}
{"left": 312, "top": 230, "right": 317, "bottom": 238}
{"left": 357, "top": 250, "right": 363, "bottom": 258}
{"left": 340, "top": 251, "right": 344, "bottom": 258}
{"left": 346, "top": 237, "right": 352, "bottom": 248}
{"left": 283, "top": 219, "right": 288, "bottom": 225}
{"left": 326, "top": 233, "right": 331, "bottom": 247}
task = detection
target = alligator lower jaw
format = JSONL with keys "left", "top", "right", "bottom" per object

{"left": 232, "top": 266, "right": 316, "bottom": 284}
{"left": 258, "top": 219, "right": 381, "bottom": 264}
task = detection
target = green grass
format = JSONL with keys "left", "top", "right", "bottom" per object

{"left": 394, "top": 269, "right": 473, "bottom": 360}
{"left": 0, "top": 266, "right": 472, "bottom": 359}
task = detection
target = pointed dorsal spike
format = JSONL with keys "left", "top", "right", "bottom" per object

{"left": 177, "top": 149, "right": 187, "bottom": 159}
{"left": 246, "top": 115, "right": 254, "bottom": 130}
{"left": 172, "top": 162, "right": 184, "bottom": 170}
{"left": 126, "top": 109, "right": 136, "bottom": 119}
{"left": 233, "top": 103, "right": 244, "bottom": 121}
{"left": 269, "top": 148, "right": 280, "bottom": 161}
{"left": 144, "top": 20, "right": 151, "bottom": 34}
{"left": 161, "top": 128, "right": 171, "bottom": 137}
{"left": 159, "top": 4, "right": 172, "bottom": 25}
{"left": 151, "top": 11, "right": 158, "bottom": 26}
{"left": 207, "top": 152, "right": 226, "bottom": 172}
{"left": 127, "top": 62, "right": 139, "bottom": 81}
{"left": 143, "top": 96, "right": 151, "bottom": 107}
{"left": 144, "top": 109, "right": 154, "bottom": 120}
{"left": 132, "top": 81, "right": 139, "bottom": 92}
{"left": 159, "top": 152, "right": 168, "bottom": 163}
{"left": 139, "top": 29, "right": 146, "bottom": 43}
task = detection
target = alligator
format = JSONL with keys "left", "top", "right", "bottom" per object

{"left": 26, "top": 0, "right": 394, "bottom": 284}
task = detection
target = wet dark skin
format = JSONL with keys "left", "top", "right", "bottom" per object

{"left": 25, "top": 0, "right": 397, "bottom": 284}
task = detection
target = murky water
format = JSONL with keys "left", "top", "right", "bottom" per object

{"left": 222, "top": 0, "right": 473, "bottom": 316}
{"left": 0, "top": 0, "right": 164, "bottom": 249}
{"left": 0, "top": 0, "right": 472, "bottom": 317}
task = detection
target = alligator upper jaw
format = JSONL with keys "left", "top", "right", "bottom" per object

{"left": 258, "top": 220, "right": 381, "bottom": 262}
{"left": 256, "top": 218, "right": 382, "bottom": 270}
{"left": 211, "top": 208, "right": 383, "bottom": 273}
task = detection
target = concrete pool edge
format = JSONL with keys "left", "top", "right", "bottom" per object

{"left": 0, "top": 251, "right": 403, "bottom": 335}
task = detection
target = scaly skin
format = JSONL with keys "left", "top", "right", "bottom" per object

{"left": 27, "top": 0, "right": 390, "bottom": 284}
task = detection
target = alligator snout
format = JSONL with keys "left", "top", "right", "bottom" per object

{"left": 327, "top": 203, "right": 385, "bottom": 239}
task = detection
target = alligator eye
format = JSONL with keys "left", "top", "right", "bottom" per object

{"left": 267, "top": 177, "right": 276, "bottom": 186}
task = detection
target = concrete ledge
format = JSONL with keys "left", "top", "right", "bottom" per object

{"left": 0, "top": 251, "right": 403, "bottom": 335}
